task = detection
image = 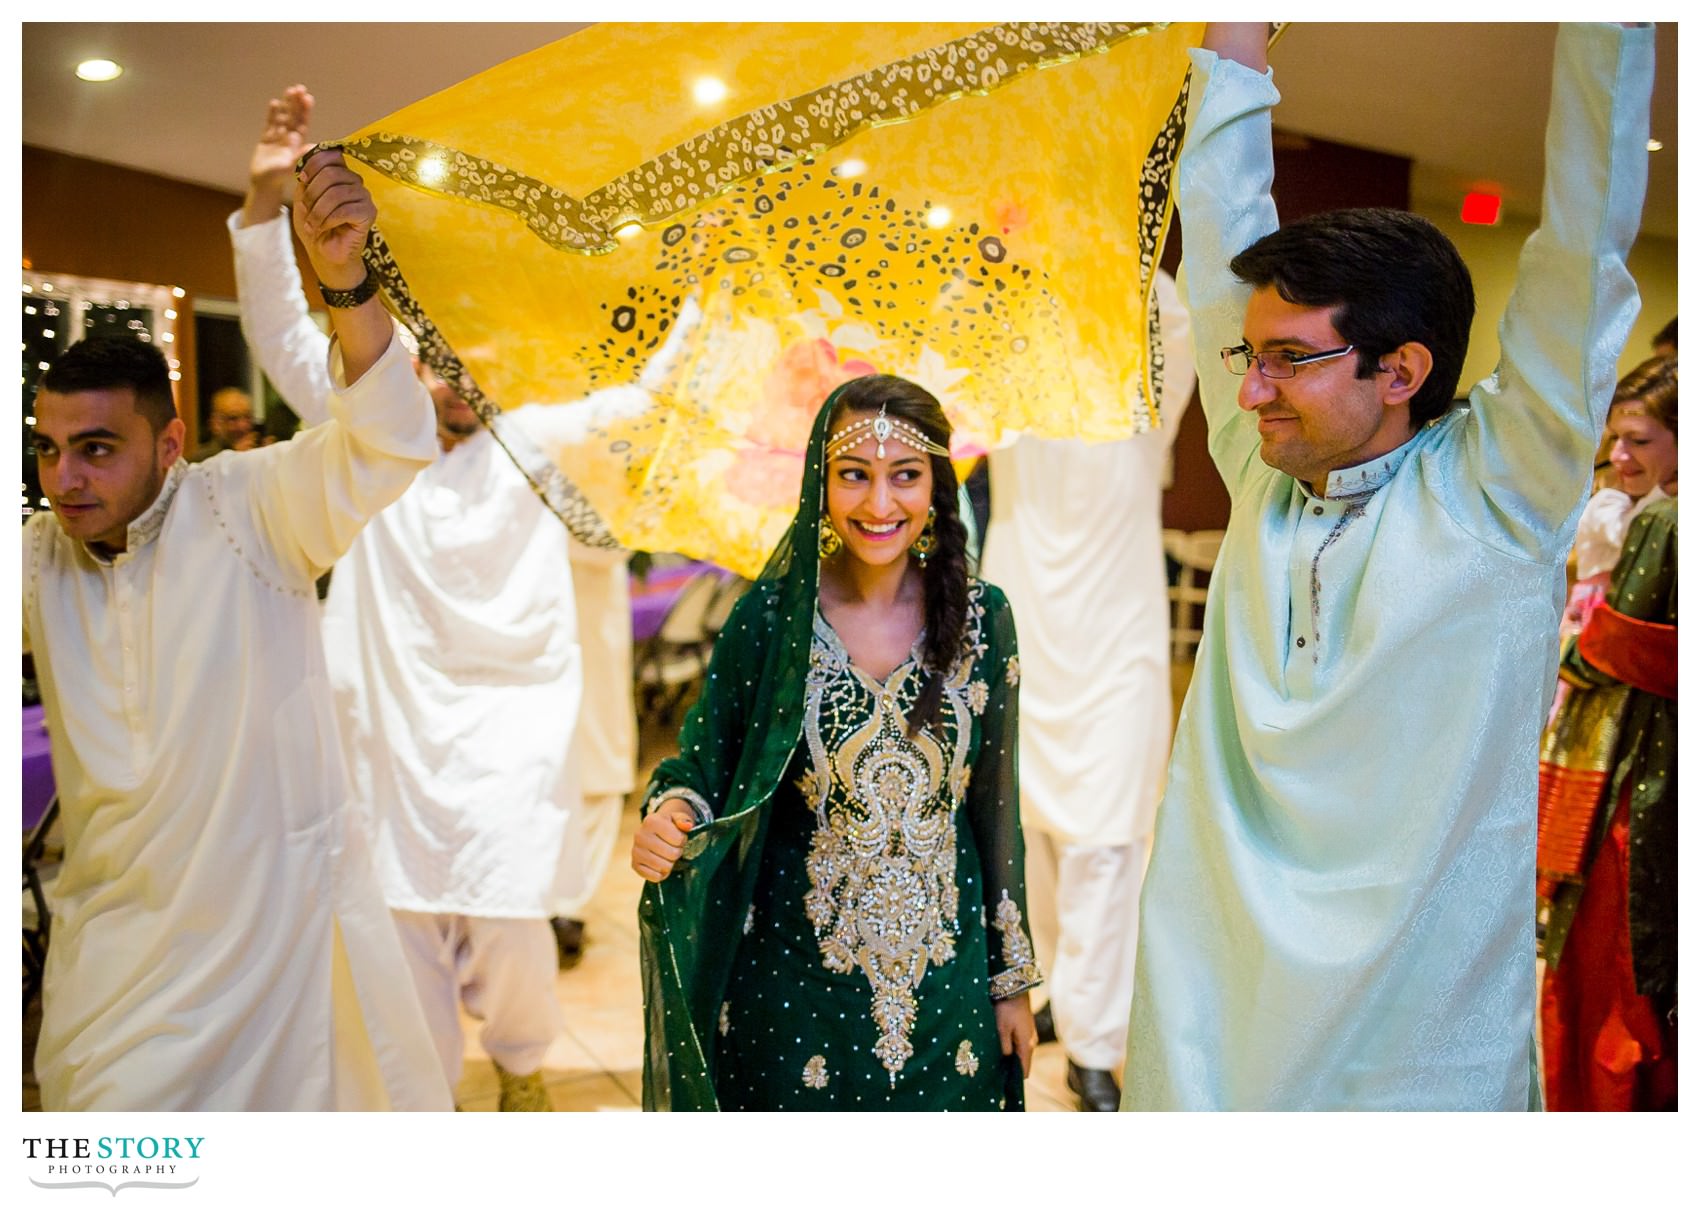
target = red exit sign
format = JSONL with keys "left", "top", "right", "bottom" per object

{"left": 1461, "top": 192, "right": 1502, "bottom": 226}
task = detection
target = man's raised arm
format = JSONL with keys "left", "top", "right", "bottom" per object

{"left": 1453, "top": 23, "right": 1653, "bottom": 558}
{"left": 229, "top": 86, "right": 336, "bottom": 424}
{"left": 233, "top": 156, "right": 436, "bottom": 579}
{"left": 1175, "top": 23, "right": 1280, "bottom": 491}
{"left": 291, "top": 149, "right": 393, "bottom": 385}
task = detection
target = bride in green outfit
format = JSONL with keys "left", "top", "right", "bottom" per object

{"left": 631, "top": 375, "right": 1041, "bottom": 1110}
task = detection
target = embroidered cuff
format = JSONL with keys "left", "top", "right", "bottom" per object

{"left": 645, "top": 786, "right": 715, "bottom": 826}
{"left": 988, "top": 890, "right": 1041, "bottom": 1000}
{"left": 989, "top": 962, "right": 1045, "bottom": 1002}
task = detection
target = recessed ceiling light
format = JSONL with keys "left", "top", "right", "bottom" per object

{"left": 692, "top": 77, "right": 728, "bottom": 106}
{"left": 1647, "top": 138, "right": 1664, "bottom": 152}
{"left": 75, "top": 59, "right": 123, "bottom": 82}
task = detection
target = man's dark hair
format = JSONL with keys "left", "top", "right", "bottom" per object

{"left": 1651, "top": 316, "right": 1676, "bottom": 352}
{"left": 38, "top": 336, "right": 178, "bottom": 433}
{"left": 1228, "top": 207, "right": 1475, "bottom": 428}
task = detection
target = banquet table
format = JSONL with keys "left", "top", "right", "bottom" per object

{"left": 630, "top": 561, "right": 714, "bottom": 642}
{"left": 22, "top": 704, "right": 54, "bottom": 833}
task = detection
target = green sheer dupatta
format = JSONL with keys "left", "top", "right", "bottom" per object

{"left": 637, "top": 388, "right": 841, "bottom": 1111}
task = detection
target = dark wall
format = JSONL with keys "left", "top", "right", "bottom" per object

{"left": 1160, "top": 128, "right": 1411, "bottom": 532}
{"left": 22, "top": 145, "right": 320, "bottom": 450}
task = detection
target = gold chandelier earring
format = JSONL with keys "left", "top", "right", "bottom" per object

{"left": 818, "top": 518, "right": 843, "bottom": 559}
{"left": 910, "top": 507, "right": 937, "bottom": 565}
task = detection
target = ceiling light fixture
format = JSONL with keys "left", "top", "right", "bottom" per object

{"left": 75, "top": 59, "right": 123, "bottom": 82}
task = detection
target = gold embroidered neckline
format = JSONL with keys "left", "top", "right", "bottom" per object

{"left": 811, "top": 607, "right": 925, "bottom": 692}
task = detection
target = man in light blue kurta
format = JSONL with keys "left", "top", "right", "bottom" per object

{"left": 1124, "top": 23, "right": 1652, "bottom": 1110}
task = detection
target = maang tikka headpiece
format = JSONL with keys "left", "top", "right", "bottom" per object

{"left": 825, "top": 402, "right": 951, "bottom": 461}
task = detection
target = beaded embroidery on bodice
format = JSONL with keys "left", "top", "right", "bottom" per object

{"left": 795, "top": 592, "right": 983, "bottom": 1081}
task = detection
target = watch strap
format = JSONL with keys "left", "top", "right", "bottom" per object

{"left": 318, "top": 271, "right": 380, "bottom": 309}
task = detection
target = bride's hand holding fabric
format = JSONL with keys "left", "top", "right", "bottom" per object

{"left": 631, "top": 800, "right": 699, "bottom": 882}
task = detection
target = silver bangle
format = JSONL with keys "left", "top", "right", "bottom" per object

{"left": 646, "top": 786, "right": 715, "bottom": 826}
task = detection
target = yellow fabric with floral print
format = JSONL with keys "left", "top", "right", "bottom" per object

{"left": 336, "top": 21, "right": 1202, "bottom": 576}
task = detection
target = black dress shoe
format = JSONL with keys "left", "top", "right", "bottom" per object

{"left": 1034, "top": 1001, "right": 1057, "bottom": 1045}
{"left": 1066, "top": 1060, "right": 1121, "bottom": 1112}
{"left": 551, "top": 917, "right": 586, "bottom": 968}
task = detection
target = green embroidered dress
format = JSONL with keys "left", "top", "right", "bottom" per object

{"left": 637, "top": 388, "right": 1039, "bottom": 1111}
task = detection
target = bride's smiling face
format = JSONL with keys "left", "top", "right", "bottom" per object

{"left": 824, "top": 419, "right": 935, "bottom": 571}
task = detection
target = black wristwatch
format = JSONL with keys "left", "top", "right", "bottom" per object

{"left": 318, "top": 271, "right": 380, "bottom": 309}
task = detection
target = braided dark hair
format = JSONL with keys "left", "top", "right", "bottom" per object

{"left": 827, "top": 375, "right": 968, "bottom": 737}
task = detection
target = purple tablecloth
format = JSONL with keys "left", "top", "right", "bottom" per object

{"left": 22, "top": 704, "right": 55, "bottom": 832}
{"left": 630, "top": 561, "right": 715, "bottom": 642}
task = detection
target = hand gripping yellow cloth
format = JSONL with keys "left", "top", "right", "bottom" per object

{"left": 333, "top": 21, "right": 1202, "bottom": 576}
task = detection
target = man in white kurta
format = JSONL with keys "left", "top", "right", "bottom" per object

{"left": 23, "top": 162, "right": 450, "bottom": 1109}
{"left": 231, "top": 207, "right": 574, "bottom": 1106}
{"left": 1123, "top": 23, "right": 1651, "bottom": 1110}
{"left": 550, "top": 536, "right": 639, "bottom": 956}
{"left": 228, "top": 87, "right": 656, "bottom": 1106}
{"left": 980, "top": 270, "right": 1195, "bottom": 1110}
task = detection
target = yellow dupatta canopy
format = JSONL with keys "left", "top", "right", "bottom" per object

{"left": 335, "top": 21, "right": 1203, "bottom": 576}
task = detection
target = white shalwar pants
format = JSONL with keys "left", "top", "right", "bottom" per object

{"left": 1024, "top": 830, "right": 1153, "bottom": 1072}
{"left": 391, "top": 911, "right": 563, "bottom": 1089}
{"left": 550, "top": 792, "right": 627, "bottom": 920}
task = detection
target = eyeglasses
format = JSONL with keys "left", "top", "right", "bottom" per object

{"left": 1220, "top": 343, "right": 1357, "bottom": 379}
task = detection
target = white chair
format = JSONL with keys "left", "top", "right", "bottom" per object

{"left": 1164, "top": 529, "right": 1225, "bottom": 662}
{"left": 704, "top": 574, "right": 750, "bottom": 636}
{"left": 634, "top": 570, "right": 724, "bottom": 724}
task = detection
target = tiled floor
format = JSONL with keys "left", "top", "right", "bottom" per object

{"left": 453, "top": 659, "right": 1196, "bottom": 1113}
{"left": 24, "top": 661, "right": 1197, "bottom": 1114}
{"left": 451, "top": 786, "right": 1084, "bottom": 1113}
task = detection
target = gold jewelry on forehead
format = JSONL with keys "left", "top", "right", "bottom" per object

{"left": 825, "top": 403, "right": 950, "bottom": 460}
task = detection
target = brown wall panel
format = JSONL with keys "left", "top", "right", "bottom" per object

{"left": 22, "top": 145, "right": 321, "bottom": 450}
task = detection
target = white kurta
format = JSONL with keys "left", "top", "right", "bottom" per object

{"left": 1125, "top": 26, "right": 1650, "bottom": 1110}
{"left": 232, "top": 211, "right": 653, "bottom": 919}
{"left": 981, "top": 270, "right": 1195, "bottom": 847}
{"left": 980, "top": 273, "right": 1194, "bottom": 1071}
{"left": 552, "top": 538, "right": 638, "bottom": 917}
{"left": 324, "top": 429, "right": 584, "bottom": 917}
{"left": 232, "top": 213, "right": 591, "bottom": 919}
{"left": 1573, "top": 484, "right": 1666, "bottom": 580}
{"left": 566, "top": 538, "right": 637, "bottom": 801}
{"left": 23, "top": 335, "right": 451, "bottom": 1111}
